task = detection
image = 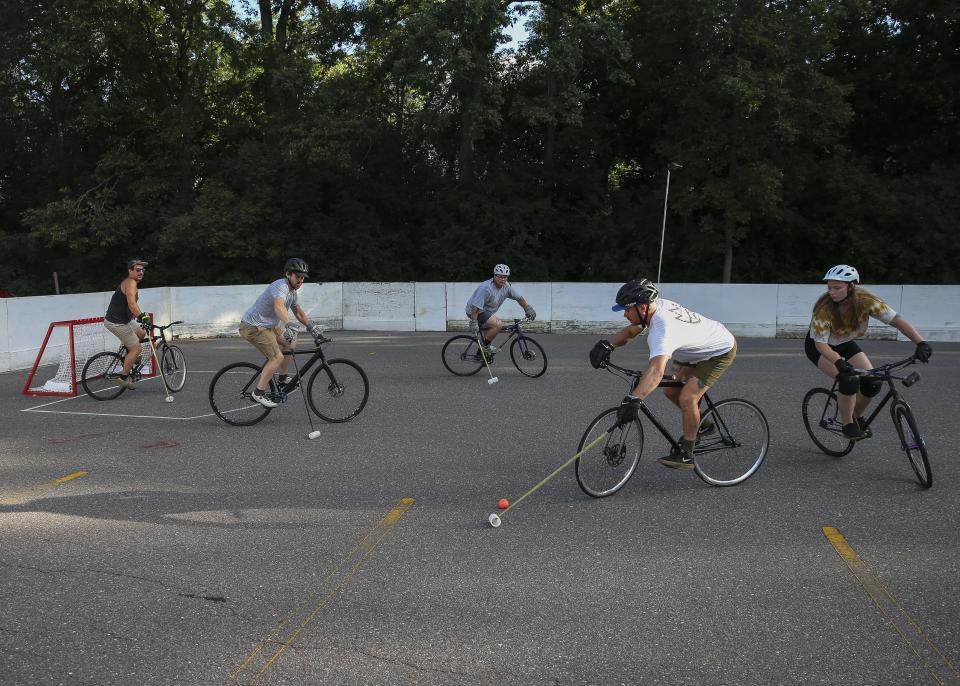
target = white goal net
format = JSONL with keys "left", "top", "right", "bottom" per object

{"left": 23, "top": 317, "right": 153, "bottom": 396}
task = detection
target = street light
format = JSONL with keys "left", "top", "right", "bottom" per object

{"left": 657, "top": 162, "right": 683, "bottom": 284}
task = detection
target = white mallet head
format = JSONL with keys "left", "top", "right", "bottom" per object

{"left": 488, "top": 513, "right": 501, "bottom": 528}
{"left": 487, "top": 377, "right": 499, "bottom": 385}
{"left": 164, "top": 396, "right": 174, "bottom": 403}
{"left": 308, "top": 430, "right": 321, "bottom": 440}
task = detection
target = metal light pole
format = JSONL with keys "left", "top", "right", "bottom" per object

{"left": 657, "top": 162, "right": 683, "bottom": 284}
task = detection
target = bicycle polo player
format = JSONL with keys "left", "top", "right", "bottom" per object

{"left": 465, "top": 264, "right": 537, "bottom": 356}
{"left": 590, "top": 279, "right": 737, "bottom": 469}
{"left": 239, "top": 258, "right": 324, "bottom": 408}
{"left": 103, "top": 257, "right": 152, "bottom": 389}
{"left": 806, "top": 264, "right": 932, "bottom": 440}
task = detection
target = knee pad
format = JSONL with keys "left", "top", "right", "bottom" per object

{"left": 860, "top": 376, "right": 883, "bottom": 398}
{"left": 837, "top": 372, "right": 860, "bottom": 395}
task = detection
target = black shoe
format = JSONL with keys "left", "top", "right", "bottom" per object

{"left": 697, "top": 419, "right": 716, "bottom": 439}
{"left": 856, "top": 416, "right": 872, "bottom": 439}
{"left": 842, "top": 422, "right": 863, "bottom": 440}
{"left": 658, "top": 447, "right": 695, "bottom": 470}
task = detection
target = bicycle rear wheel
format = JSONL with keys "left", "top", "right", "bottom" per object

{"left": 81, "top": 351, "right": 127, "bottom": 400}
{"left": 892, "top": 403, "right": 931, "bottom": 488}
{"left": 801, "top": 388, "right": 854, "bottom": 457}
{"left": 510, "top": 336, "right": 547, "bottom": 378}
{"left": 208, "top": 362, "right": 272, "bottom": 426}
{"left": 308, "top": 359, "right": 369, "bottom": 422}
{"left": 161, "top": 345, "right": 187, "bottom": 392}
{"left": 575, "top": 408, "right": 644, "bottom": 498}
{"left": 441, "top": 335, "right": 484, "bottom": 376}
{"left": 694, "top": 398, "right": 769, "bottom": 486}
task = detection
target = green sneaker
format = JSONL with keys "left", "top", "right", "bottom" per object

{"left": 658, "top": 447, "right": 695, "bottom": 470}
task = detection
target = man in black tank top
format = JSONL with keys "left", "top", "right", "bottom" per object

{"left": 103, "top": 258, "right": 150, "bottom": 389}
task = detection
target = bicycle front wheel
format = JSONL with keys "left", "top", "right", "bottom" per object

{"left": 441, "top": 335, "right": 484, "bottom": 376}
{"left": 801, "top": 388, "right": 854, "bottom": 457}
{"left": 575, "top": 408, "right": 644, "bottom": 498}
{"left": 161, "top": 345, "right": 187, "bottom": 392}
{"left": 694, "top": 398, "right": 769, "bottom": 486}
{"left": 510, "top": 336, "right": 547, "bottom": 378}
{"left": 892, "top": 403, "right": 931, "bottom": 488}
{"left": 308, "top": 359, "right": 369, "bottom": 422}
{"left": 81, "top": 351, "right": 127, "bottom": 400}
{"left": 208, "top": 362, "right": 272, "bottom": 426}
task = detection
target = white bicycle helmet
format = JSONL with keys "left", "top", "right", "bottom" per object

{"left": 493, "top": 263, "right": 510, "bottom": 276}
{"left": 823, "top": 264, "right": 859, "bottom": 282}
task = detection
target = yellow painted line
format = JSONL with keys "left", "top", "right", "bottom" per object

{"left": 229, "top": 498, "right": 415, "bottom": 685}
{"left": 0, "top": 471, "right": 89, "bottom": 506}
{"left": 822, "top": 527, "right": 960, "bottom": 684}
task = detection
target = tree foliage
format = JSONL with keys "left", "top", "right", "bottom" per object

{"left": 1, "top": 0, "right": 956, "bottom": 294}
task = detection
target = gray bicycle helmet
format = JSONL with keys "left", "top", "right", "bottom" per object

{"left": 284, "top": 258, "right": 309, "bottom": 276}
{"left": 612, "top": 278, "right": 660, "bottom": 312}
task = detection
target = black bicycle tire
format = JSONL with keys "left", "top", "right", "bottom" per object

{"left": 575, "top": 407, "right": 643, "bottom": 498}
{"left": 441, "top": 335, "right": 484, "bottom": 376}
{"left": 509, "top": 336, "right": 548, "bottom": 378}
{"left": 307, "top": 359, "right": 370, "bottom": 422}
{"left": 693, "top": 398, "right": 769, "bottom": 486}
{"left": 801, "top": 388, "right": 854, "bottom": 458}
{"left": 892, "top": 403, "right": 932, "bottom": 489}
{"left": 81, "top": 351, "right": 127, "bottom": 401}
{"left": 208, "top": 362, "right": 272, "bottom": 426}
{"left": 161, "top": 345, "right": 187, "bottom": 392}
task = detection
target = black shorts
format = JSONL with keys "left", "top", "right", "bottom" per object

{"left": 804, "top": 334, "right": 863, "bottom": 366}
{"left": 477, "top": 311, "right": 495, "bottom": 327}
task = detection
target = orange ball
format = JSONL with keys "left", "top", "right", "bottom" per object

{"left": 498, "top": 498, "right": 509, "bottom": 510}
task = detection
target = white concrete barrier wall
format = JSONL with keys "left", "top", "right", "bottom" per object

{"left": 3, "top": 283, "right": 958, "bottom": 373}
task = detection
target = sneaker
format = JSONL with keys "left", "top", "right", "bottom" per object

{"left": 697, "top": 419, "right": 716, "bottom": 438}
{"left": 113, "top": 375, "right": 137, "bottom": 390}
{"left": 841, "top": 422, "right": 864, "bottom": 440}
{"left": 251, "top": 387, "right": 278, "bottom": 408}
{"left": 658, "top": 447, "right": 695, "bottom": 470}
{"left": 856, "top": 416, "right": 872, "bottom": 439}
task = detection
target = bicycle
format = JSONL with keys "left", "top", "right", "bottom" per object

{"left": 575, "top": 360, "right": 769, "bottom": 496}
{"left": 441, "top": 318, "right": 547, "bottom": 378}
{"left": 81, "top": 321, "right": 187, "bottom": 400}
{"left": 801, "top": 355, "right": 930, "bottom": 488}
{"left": 208, "top": 333, "right": 369, "bottom": 426}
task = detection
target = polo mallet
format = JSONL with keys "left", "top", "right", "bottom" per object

{"left": 476, "top": 334, "right": 498, "bottom": 385}
{"left": 487, "top": 430, "right": 609, "bottom": 528}
{"left": 144, "top": 326, "right": 174, "bottom": 403}
{"left": 287, "top": 330, "right": 321, "bottom": 440}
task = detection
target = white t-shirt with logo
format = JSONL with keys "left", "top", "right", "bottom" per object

{"left": 242, "top": 278, "right": 298, "bottom": 329}
{"left": 645, "top": 298, "right": 735, "bottom": 363}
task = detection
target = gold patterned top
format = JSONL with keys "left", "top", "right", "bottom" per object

{"left": 809, "top": 289, "right": 897, "bottom": 345}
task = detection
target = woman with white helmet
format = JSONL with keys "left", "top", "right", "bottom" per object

{"left": 465, "top": 264, "right": 537, "bottom": 356}
{"left": 806, "top": 265, "right": 932, "bottom": 439}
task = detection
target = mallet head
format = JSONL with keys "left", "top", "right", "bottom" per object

{"left": 308, "top": 430, "right": 321, "bottom": 440}
{"left": 487, "top": 377, "right": 499, "bottom": 385}
{"left": 488, "top": 513, "right": 501, "bottom": 528}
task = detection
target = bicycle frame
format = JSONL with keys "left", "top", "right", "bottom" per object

{"left": 827, "top": 357, "right": 920, "bottom": 429}
{"left": 602, "top": 361, "right": 726, "bottom": 453}
{"left": 475, "top": 318, "right": 531, "bottom": 350}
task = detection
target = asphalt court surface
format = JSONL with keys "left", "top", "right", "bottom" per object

{"left": 1, "top": 332, "right": 958, "bottom": 685}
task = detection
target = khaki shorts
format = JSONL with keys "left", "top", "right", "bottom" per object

{"left": 104, "top": 320, "right": 143, "bottom": 350}
{"left": 239, "top": 321, "right": 282, "bottom": 360}
{"left": 674, "top": 341, "right": 737, "bottom": 388}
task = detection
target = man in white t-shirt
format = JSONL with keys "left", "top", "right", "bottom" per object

{"left": 465, "top": 263, "right": 536, "bottom": 356}
{"left": 589, "top": 278, "right": 737, "bottom": 469}
{"left": 239, "top": 258, "right": 325, "bottom": 408}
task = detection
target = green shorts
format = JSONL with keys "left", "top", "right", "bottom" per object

{"left": 679, "top": 341, "right": 737, "bottom": 388}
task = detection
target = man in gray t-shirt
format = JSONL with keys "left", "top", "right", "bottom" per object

{"left": 239, "top": 258, "right": 325, "bottom": 408}
{"left": 465, "top": 264, "right": 536, "bottom": 354}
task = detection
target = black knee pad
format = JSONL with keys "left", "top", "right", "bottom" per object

{"left": 837, "top": 372, "right": 860, "bottom": 395}
{"left": 860, "top": 376, "right": 883, "bottom": 398}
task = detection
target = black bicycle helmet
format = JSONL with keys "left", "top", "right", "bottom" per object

{"left": 284, "top": 258, "right": 309, "bottom": 276}
{"left": 612, "top": 278, "right": 659, "bottom": 312}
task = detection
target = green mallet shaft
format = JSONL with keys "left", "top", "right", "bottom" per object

{"left": 499, "top": 431, "right": 609, "bottom": 520}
